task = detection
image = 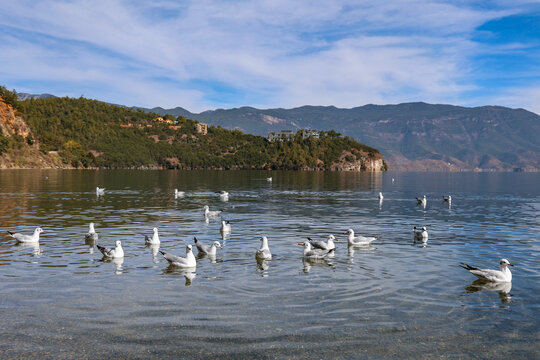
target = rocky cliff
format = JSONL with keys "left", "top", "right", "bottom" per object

{"left": 0, "top": 97, "right": 72, "bottom": 169}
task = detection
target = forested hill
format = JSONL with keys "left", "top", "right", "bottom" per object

{"left": 147, "top": 103, "right": 540, "bottom": 171}
{"left": 0, "top": 89, "right": 384, "bottom": 170}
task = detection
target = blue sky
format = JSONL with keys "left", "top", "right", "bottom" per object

{"left": 1, "top": 0, "right": 539, "bottom": 114}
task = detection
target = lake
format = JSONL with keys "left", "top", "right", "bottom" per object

{"left": 0, "top": 170, "right": 539, "bottom": 359}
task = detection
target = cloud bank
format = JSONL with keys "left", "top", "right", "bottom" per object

{"left": 0, "top": 0, "right": 539, "bottom": 113}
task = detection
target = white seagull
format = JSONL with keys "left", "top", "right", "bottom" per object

{"left": 97, "top": 240, "right": 124, "bottom": 259}
{"left": 145, "top": 227, "right": 160, "bottom": 245}
{"left": 85, "top": 223, "right": 98, "bottom": 242}
{"left": 298, "top": 241, "right": 333, "bottom": 259}
{"left": 344, "top": 229, "right": 378, "bottom": 246}
{"left": 193, "top": 237, "right": 222, "bottom": 256}
{"left": 220, "top": 220, "right": 231, "bottom": 233}
{"left": 174, "top": 189, "right": 185, "bottom": 199}
{"left": 378, "top": 192, "right": 384, "bottom": 201}
{"left": 307, "top": 235, "right": 337, "bottom": 251}
{"left": 256, "top": 236, "right": 272, "bottom": 261}
{"left": 266, "top": 177, "right": 272, "bottom": 182}
{"left": 413, "top": 226, "right": 428, "bottom": 240}
{"left": 218, "top": 191, "right": 229, "bottom": 201}
{"left": 96, "top": 187, "right": 105, "bottom": 196}
{"left": 160, "top": 245, "right": 196, "bottom": 268}
{"left": 203, "top": 205, "right": 222, "bottom": 218}
{"left": 443, "top": 195, "right": 452, "bottom": 204}
{"left": 416, "top": 195, "right": 427, "bottom": 207}
{"left": 460, "top": 259, "right": 513, "bottom": 283}
{"left": 8, "top": 227, "right": 44, "bottom": 243}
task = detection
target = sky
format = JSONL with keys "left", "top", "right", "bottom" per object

{"left": 1, "top": 0, "right": 539, "bottom": 114}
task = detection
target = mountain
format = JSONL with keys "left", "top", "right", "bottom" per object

{"left": 17, "top": 93, "right": 56, "bottom": 100}
{"left": 0, "top": 91, "right": 384, "bottom": 171}
{"left": 148, "top": 102, "right": 540, "bottom": 171}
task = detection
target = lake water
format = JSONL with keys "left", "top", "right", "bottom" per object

{"left": 0, "top": 170, "right": 539, "bottom": 359}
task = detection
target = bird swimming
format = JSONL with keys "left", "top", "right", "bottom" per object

{"left": 460, "top": 259, "right": 513, "bottom": 283}
{"left": 97, "top": 240, "right": 124, "bottom": 258}
{"left": 8, "top": 227, "right": 44, "bottom": 243}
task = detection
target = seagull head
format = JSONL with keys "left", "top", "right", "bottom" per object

{"left": 500, "top": 258, "right": 513, "bottom": 267}
{"left": 328, "top": 234, "right": 337, "bottom": 241}
{"left": 115, "top": 240, "right": 122, "bottom": 247}
{"left": 344, "top": 229, "right": 354, "bottom": 235}
{"left": 153, "top": 227, "right": 158, "bottom": 233}
{"left": 203, "top": 205, "right": 209, "bottom": 210}
{"left": 35, "top": 227, "right": 44, "bottom": 234}
{"left": 213, "top": 241, "right": 223, "bottom": 249}
{"left": 186, "top": 244, "right": 193, "bottom": 252}
{"left": 422, "top": 227, "right": 427, "bottom": 231}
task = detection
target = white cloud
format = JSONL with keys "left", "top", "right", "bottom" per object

{"left": 0, "top": 0, "right": 537, "bottom": 112}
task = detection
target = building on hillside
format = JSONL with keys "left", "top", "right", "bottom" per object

{"left": 268, "top": 130, "right": 294, "bottom": 142}
{"left": 196, "top": 123, "right": 208, "bottom": 135}
{"left": 152, "top": 117, "right": 174, "bottom": 125}
{"left": 302, "top": 129, "right": 320, "bottom": 139}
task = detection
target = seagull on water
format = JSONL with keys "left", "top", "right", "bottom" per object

{"left": 220, "top": 220, "right": 231, "bottom": 233}
{"left": 8, "top": 227, "right": 44, "bottom": 243}
{"left": 174, "top": 189, "right": 185, "bottom": 199}
{"left": 256, "top": 236, "right": 272, "bottom": 261}
{"left": 416, "top": 195, "right": 427, "bottom": 207}
{"left": 266, "top": 177, "right": 272, "bottom": 182}
{"left": 160, "top": 245, "right": 197, "bottom": 268}
{"left": 460, "top": 259, "right": 513, "bottom": 283}
{"left": 96, "top": 187, "right": 105, "bottom": 196}
{"left": 443, "top": 195, "right": 452, "bottom": 204}
{"left": 204, "top": 205, "right": 222, "bottom": 218}
{"left": 193, "top": 237, "right": 222, "bottom": 256}
{"left": 298, "top": 241, "right": 333, "bottom": 259}
{"left": 378, "top": 192, "right": 384, "bottom": 201}
{"left": 307, "top": 235, "right": 336, "bottom": 251}
{"left": 344, "top": 229, "right": 378, "bottom": 246}
{"left": 145, "top": 227, "right": 160, "bottom": 245}
{"left": 97, "top": 240, "right": 124, "bottom": 258}
{"left": 217, "top": 191, "right": 229, "bottom": 201}
{"left": 413, "top": 226, "right": 428, "bottom": 240}
{"left": 85, "top": 223, "right": 98, "bottom": 242}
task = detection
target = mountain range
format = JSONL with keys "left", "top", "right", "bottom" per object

{"left": 145, "top": 102, "right": 540, "bottom": 171}
{"left": 16, "top": 92, "right": 540, "bottom": 171}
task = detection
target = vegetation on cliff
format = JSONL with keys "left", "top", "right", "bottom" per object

{"left": 1, "top": 87, "right": 383, "bottom": 170}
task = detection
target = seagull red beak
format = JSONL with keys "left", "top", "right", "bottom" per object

{"left": 342, "top": 232, "right": 347, "bottom": 235}
{"left": 509, "top": 263, "right": 514, "bottom": 266}
{"left": 297, "top": 243, "right": 304, "bottom": 246}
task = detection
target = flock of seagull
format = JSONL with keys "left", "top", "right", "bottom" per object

{"left": 6, "top": 185, "right": 513, "bottom": 284}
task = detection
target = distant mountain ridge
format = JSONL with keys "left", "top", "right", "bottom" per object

{"left": 146, "top": 102, "right": 540, "bottom": 171}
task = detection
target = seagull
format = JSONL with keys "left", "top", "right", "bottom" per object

{"left": 416, "top": 195, "right": 427, "bottom": 207}
{"left": 174, "top": 189, "right": 185, "bottom": 199}
{"left": 266, "top": 177, "right": 272, "bottom": 182}
{"left": 217, "top": 191, "right": 229, "bottom": 201}
{"left": 460, "top": 259, "right": 513, "bottom": 283}
{"left": 344, "top": 229, "right": 378, "bottom": 246}
{"left": 193, "top": 237, "right": 222, "bottom": 256}
{"left": 413, "top": 226, "right": 428, "bottom": 240}
{"left": 307, "top": 235, "right": 336, "bottom": 251}
{"left": 160, "top": 245, "right": 196, "bottom": 268}
{"left": 256, "top": 236, "right": 272, "bottom": 261}
{"left": 443, "top": 195, "right": 452, "bottom": 204}
{"left": 97, "top": 240, "right": 124, "bottom": 258}
{"left": 96, "top": 187, "right": 105, "bottom": 196}
{"left": 378, "top": 192, "right": 384, "bottom": 201}
{"left": 85, "top": 223, "right": 98, "bottom": 242}
{"left": 145, "top": 227, "right": 160, "bottom": 245}
{"left": 220, "top": 220, "right": 231, "bottom": 233}
{"left": 8, "top": 227, "right": 44, "bottom": 243}
{"left": 203, "top": 205, "right": 222, "bottom": 218}
{"left": 298, "top": 241, "right": 333, "bottom": 259}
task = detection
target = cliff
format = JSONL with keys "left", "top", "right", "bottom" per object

{"left": 0, "top": 96, "right": 72, "bottom": 169}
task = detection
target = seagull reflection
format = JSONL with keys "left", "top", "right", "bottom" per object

{"left": 465, "top": 279, "right": 512, "bottom": 304}
{"left": 196, "top": 252, "right": 221, "bottom": 264}
{"left": 163, "top": 267, "right": 197, "bottom": 286}
{"left": 302, "top": 257, "right": 333, "bottom": 273}
{"left": 413, "top": 237, "right": 428, "bottom": 248}
{"left": 146, "top": 244, "right": 160, "bottom": 263}
{"left": 347, "top": 244, "right": 376, "bottom": 257}
{"left": 256, "top": 258, "right": 270, "bottom": 277}
{"left": 16, "top": 242, "right": 43, "bottom": 257}
{"left": 102, "top": 257, "right": 124, "bottom": 275}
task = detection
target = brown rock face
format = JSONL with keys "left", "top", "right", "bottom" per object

{"left": 0, "top": 97, "right": 32, "bottom": 138}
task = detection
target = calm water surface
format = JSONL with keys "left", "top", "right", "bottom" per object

{"left": 0, "top": 170, "right": 539, "bottom": 359}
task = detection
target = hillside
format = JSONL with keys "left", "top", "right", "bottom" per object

{"left": 148, "top": 103, "right": 540, "bottom": 171}
{"left": 0, "top": 88, "right": 384, "bottom": 171}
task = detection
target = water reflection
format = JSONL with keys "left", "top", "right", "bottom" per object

{"left": 465, "top": 280, "right": 512, "bottom": 304}
{"left": 15, "top": 241, "right": 42, "bottom": 257}
{"left": 347, "top": 244, "right": 376, "bottom": 259}
{"left": 102, "top": 257, "right": 124, "bottom": 275}
{"left": 147, "top": 244, "right": 160, "bottom": 263}
{"left": 302, "top": 257, "right": 334, "bottom": 273}
{"left": 163, "top": 266, "right": 197, "bottom": 286}
{"left": 196, "top": 252, "right": 220, "bottom": 264}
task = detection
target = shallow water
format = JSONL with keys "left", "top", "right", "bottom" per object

{"left": 0, "top": 170, "right": 539, "bottom": 359}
